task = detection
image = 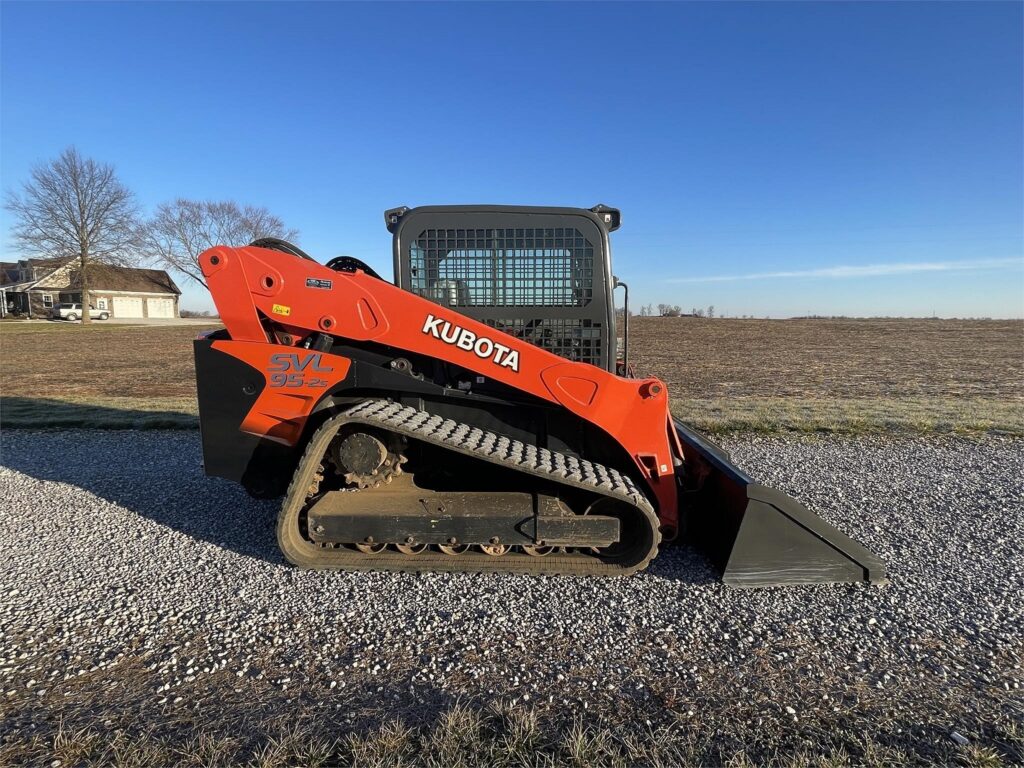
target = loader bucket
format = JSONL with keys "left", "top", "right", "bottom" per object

{"left": 673, "top": 419, "right": 886, "bottom": 587}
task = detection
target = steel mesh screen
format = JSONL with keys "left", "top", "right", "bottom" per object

{"left": 409, "top": 228, "right": 594, "bottom": 307}
{"left": 483, "top": 318, "right": 603, "bottom": 366}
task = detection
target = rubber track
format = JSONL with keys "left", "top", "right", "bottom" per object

{"left": 277, "top": 399, "right": 661, "bottom": 576}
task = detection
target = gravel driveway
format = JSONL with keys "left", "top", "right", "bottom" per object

{"left": 1, "top": 429, "right": 1021, "bottom": 763}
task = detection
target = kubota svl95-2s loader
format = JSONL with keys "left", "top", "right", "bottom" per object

{"left": 193, "top": 205, "right": 884, "bottom": 585}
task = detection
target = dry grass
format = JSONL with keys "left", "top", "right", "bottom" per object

{"left": 2, "top": 317, "right": 1022, "bottom": 434}
{"left": 0, "top": 396, "right": 198, "bottom": 429}
{"left": 3, "top": 631, "right": 1021, "bottom": 767}
{"left": 0, "top": 322, "right": 215, "bottom": 429}
{"left": 673, "top": 396, "right": 1023, "bottom": 435}
{"left": 3, "top": 695, "right": 1020, "bottom": 768}
{"left": 631, "top": 317, "right": 1023, "bottom": 400}
{"left": 634, "top": 317, "right": 1024, "bottom": 434}
{"left": 0, "top": 322, "right": 216, "bottom": 400}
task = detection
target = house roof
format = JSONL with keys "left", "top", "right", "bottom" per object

{"left": 0, "top": 257, "right": 74, "bottom": 287}
{"left": 1, "top": 258, "right": 181, "bottom": 295}
{"left": 27, "top": 257, "right": 73, "bottom": 270}
{"left": 65, "top": 264, "right": 182, "bottom": 295}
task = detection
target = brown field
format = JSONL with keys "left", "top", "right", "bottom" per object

{"left": 2, "top": 317, "right": 1022, "bottom": 433}
{"left": 632, "top": 316, "right": 1024, "bottom": 433}
{"left": 0, "top": 322, "right": 218, "bottom": 429}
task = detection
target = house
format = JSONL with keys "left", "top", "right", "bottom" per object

{"left": 0, "top": 258, "right": 181, "bottom": 319}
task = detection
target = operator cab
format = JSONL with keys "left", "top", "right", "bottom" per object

{"left": 385, "top": 205, "right": 625, "bottom": 374}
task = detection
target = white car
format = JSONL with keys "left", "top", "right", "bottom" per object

{"left": 50, "top": 303, "right": 109, "bottom": 321}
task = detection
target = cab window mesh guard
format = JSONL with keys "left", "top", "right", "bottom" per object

{"left": 410, "top": 228, "right": 594, "bottom": 308}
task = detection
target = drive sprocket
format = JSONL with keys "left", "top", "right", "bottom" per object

{"left": 328, "top": 430, "right": 407, "bottom": 490}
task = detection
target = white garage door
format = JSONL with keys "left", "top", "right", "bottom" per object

{"left": 113, "top": 297, "right": 144, "bottom": 318}
{"left": 146, "top": 298, "right": 175, "bottom": 319}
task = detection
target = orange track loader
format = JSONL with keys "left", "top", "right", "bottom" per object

{"left": 193, "top": 205, "right": 884, "bottom": 584}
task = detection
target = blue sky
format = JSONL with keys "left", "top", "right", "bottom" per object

{"left": 2, "top": 1, "right": 1021, "bottom": 317}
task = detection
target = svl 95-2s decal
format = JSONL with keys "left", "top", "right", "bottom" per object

{"left": 268, "top": 352, "right": 333, "bottom": 388}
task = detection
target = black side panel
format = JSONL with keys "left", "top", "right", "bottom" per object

{"left": 193, "top": 339, "right": 295, "bottom": 496}
{"left": 195, "top": 332, "right": 640, "bottom": 500}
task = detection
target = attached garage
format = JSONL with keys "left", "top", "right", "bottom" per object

{"left": 113, "top": 296, "right": 144, "bottom": 318}
{"left": 146, "top": 297, "right": 175, "bottom": 318}
{"left": 7, "top": 261, "right": 181, "bottom": 320}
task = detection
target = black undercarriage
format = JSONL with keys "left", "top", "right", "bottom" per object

{"left": 195, "top": 337, "right": 661, "bottom": 575}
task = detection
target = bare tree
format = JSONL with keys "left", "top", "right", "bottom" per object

{"left": 143, "top": 199, "right": 298, "bottom": 289}
{"left": 5, "top": 147, "right": 140, "bottom": 324}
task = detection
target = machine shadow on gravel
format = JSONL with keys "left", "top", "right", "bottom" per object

{"left": 0, "top": 415, "right": 720, "bottom": 583}
{"left": 0, "top": 418, "right": 282, "bottom": 565}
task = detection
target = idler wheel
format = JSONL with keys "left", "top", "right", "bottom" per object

{"left": 337, "top": 432, "right": 388, "bottom": 476}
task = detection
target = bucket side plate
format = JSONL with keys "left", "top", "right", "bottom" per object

{"left": 673, "top": 418, "right": 886, "bottom": 587}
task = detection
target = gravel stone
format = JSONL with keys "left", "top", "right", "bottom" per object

{"left": 1, "top": 429, "right": 1021, "bottom": 744}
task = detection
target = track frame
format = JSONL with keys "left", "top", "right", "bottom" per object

{"left": 278, "top": 400, "right": 661, "bottom": 576}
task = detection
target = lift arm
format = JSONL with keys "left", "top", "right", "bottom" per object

{"left": 199, "top": 244, "right": 681, "bottom": 535}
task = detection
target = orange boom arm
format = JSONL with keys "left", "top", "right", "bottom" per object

{"left": 200, "top": 244, "right": 682, "bottom": 534}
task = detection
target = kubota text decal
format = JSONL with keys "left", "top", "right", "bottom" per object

{"left": 422, "top": 313, "right": 520, "bottom": 372}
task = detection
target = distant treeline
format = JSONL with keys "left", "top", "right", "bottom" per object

{"left": 618, "top": 309, "right": 1012, "bottom": 320}
{"left": 179, "top": 309, "right": 220, "bottom": 319}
